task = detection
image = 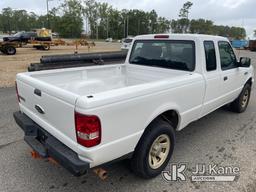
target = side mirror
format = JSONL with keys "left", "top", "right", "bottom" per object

{"left": 239, "top": 57, "right": 251, "bottom": 68}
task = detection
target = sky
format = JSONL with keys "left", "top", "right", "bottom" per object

{"left": 0, "top": 0, "right": 255, "bottom": 38}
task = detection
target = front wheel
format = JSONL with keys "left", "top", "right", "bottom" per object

{"left": 230, "top": 83, "right": 251, "bottom": 113}
{"left": 130, "top": 119, "right": 175, "bottom": 179}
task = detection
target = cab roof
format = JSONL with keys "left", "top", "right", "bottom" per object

{"left": 134, "top": 33, "right": 228, "bottom": 42}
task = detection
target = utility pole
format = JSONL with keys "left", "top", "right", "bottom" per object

{"left": 127, "top": 16, "right": 129, "bottom": 37}
{"left": 46, "top": 0, "right": 53, "bottom": 29}
{"left": 124, "top": 19, "right": 126, "bottom": 38}
{"left": 137, "top": 19, "right": 140, "bottom": 35}
{"left": 96, "top": 24, "right": 99, "bottom": 40}
{"left": 106, "top": 17, "right": 109, "bottom": 38}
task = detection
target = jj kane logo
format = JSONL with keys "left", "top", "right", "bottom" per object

{"left": 162, "top": 163, "right": 240, "bottom": 182}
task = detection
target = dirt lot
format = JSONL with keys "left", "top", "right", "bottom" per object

{"left": 0, "top": 50, "right": 256, "bottom": 192}
{"left": 0, "top": 42, "right": 121, "bottom": 87}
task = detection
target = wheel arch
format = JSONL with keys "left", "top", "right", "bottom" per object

{"left": 245, "top": 77, "right": 253, "bottom": 87}
{"left": 143, "top": 105, "right": 181, "bottom": 132}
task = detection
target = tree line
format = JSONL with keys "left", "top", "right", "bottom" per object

{"left": 171, "top": 2, "right": 246, "bottom": 39}
{"left": 0, "top": 0, "right": 247, "bottom": 39}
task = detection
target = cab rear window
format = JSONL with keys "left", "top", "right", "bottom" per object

{"left": 129, "top": 40, "right": 195, "bottom": 71}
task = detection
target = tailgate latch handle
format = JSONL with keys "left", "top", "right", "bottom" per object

{"left": 34, "top": 89, "right": 41, "bottom": 97}
{"left": 35, "top": 105, "right": 45, "bottom": 114}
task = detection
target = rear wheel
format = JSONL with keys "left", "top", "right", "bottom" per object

{"left": 230, "top": 83, "right": 251, "bottom": 113}
{"left": 42, "top": 45, "right": 50, "bottom": 50}
{"left": 130, "top": 119, "right": 175, "bottom": 179}
{"left": 148, "top": 134, "right": 171, "bottom": 170}
{"left": 5, "top": 46, "right": 16, "bottom": 55}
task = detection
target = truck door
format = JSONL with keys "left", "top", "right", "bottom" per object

{"left": 218, "top": 41, "right": 243, "bottom": 103}
{"left": 201, "top": 41, "right": 222, "bottom": 116}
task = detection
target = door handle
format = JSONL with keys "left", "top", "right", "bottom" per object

{"left": 35, "top": 105, "right": 45, "bottom": 114}
{"left": 224, "top": 76, "right": 228, "bottom": 81}
{"left": 244, "top": 72, "right": 248, "bottom": 75}
{"left": 34, "top": 89, "right": 41, "bottom": 96}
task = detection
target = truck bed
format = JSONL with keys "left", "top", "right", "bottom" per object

{"left": 16, "top": 63, "right": 194, "bottom": 156}
{"left": 28, "top": 64, "right": 190, "bottom": 96}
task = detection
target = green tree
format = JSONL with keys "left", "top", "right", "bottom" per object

{"left": 179, "top": 1, "right": 193, "bottom": 19}
{"left": 58, "top": 0, "right": 83, "bottom": 38}
{"left": 171, "top": 18, "right": 190, "bottom": 33}
{"left": 0, "top": 1, "right": 246, "bottom": 39}
{"left": 172, "top": 1, "right": 193, "bottom": 33}
{"left": 190, "top": 19, "right": 214, "bottom": 34}
{"left": 48, "top": 8, "right": 62, "bottom": 33}
{"left": 1, "top": 7, "right": 13, "bottom": 33}
{"left": 83, "top": 0, "right": 100, "bottom": 39}
{"left": 155, "top": 17, "right": 170, "bottom": 33}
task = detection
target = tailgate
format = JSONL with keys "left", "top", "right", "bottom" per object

{"left": 16, "top": 76, "right": 78, "bottom": 144}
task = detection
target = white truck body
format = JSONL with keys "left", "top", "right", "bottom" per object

{"left": 15, "top": 34, "right": 254, "bottom": 169}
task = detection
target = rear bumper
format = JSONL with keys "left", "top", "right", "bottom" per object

{"left": 13, "top": 111, "right": 90, "bottom": 176}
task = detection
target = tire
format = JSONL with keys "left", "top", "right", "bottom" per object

{"left": 5, "top": 46, "right": 16, "bottom": 55}
{"left": 130, "top": 118, "right": 175, "bottom": 179}
{"left": 230, "top": 83, "right": 251, "bottom": 113}
{"left": 42, "top": 45, "right": 50, "bottom": 51}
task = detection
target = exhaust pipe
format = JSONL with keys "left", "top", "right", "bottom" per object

{"left": 30, "top": 151, "right": 59, "bottom": 166}
{"left": 93, "top": 168, "right": 108, "bottom": 180}
{"left": 30, "top": 150, "right": 41, "bottom": 159}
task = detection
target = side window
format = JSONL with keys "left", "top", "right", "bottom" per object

{"left": 218, "top": 41, "right": 237, "bottom": 70}
{"left": 204, "top": 41, "right": 217, "bottom": 71}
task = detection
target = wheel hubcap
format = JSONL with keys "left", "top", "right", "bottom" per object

{"left": 241, "top": 89, "right": 249, "bottom": 108}
{"left": 148, "top": 134, "right": 170, "bottom": 169}
{"left": 8, "top": 48, "right": 14, "bottom": 54}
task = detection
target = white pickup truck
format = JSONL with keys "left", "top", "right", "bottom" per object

{"left": 14, "top": 34, "right": 254, "bottom": 178}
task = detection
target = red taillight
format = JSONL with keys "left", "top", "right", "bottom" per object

{"left": 154, "top": 35, "right": 169, "bottom": 39}
{"left": 15, "top": 81, "right": 20, "bottom": 103}
{"left": 75, "top": 112, "right": 101, "bottom": 148}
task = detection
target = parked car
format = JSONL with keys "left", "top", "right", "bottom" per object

{"left": 105, "top": 38, "right": 113, "bottom": 42}
{"left": 3, "top": 31, "right": 51, "bottom": 44}
{"left": 14, "top": 34, "right": 254, "bottom": 179}
{"left": 121, "top": 37, "right": 134, "bottom": 50}
{"left": 52, "top": 32, "right": 60, "bottom": 38}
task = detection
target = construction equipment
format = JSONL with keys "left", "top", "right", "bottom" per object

{"left": 249, "top": 40, "right": 256, "bottom": 51}
{"left": 29, "top": 40, "right": 52, "bottom": 50}
{"left": 0, "top": 41, "right": 17, "bottom": 55}
{"left": 29, "top": 28, "right": 52, "bottom": 50}
{"left": 36, "top": 28, "right": 52, "bottom": 38}
{"left": 231, "top": 39, "right": 248, "bottom": 49}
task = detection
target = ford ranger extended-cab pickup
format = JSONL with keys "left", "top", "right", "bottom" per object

{"left": 13, "top": 34, "right": 254, "bottom": 179}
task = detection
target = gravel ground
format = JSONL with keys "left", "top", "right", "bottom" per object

{"left": 0, "top": 50, "right": 255, "bottom": 192}
{"left": 0, "top": 41, "right": 121, "bottom": 87}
